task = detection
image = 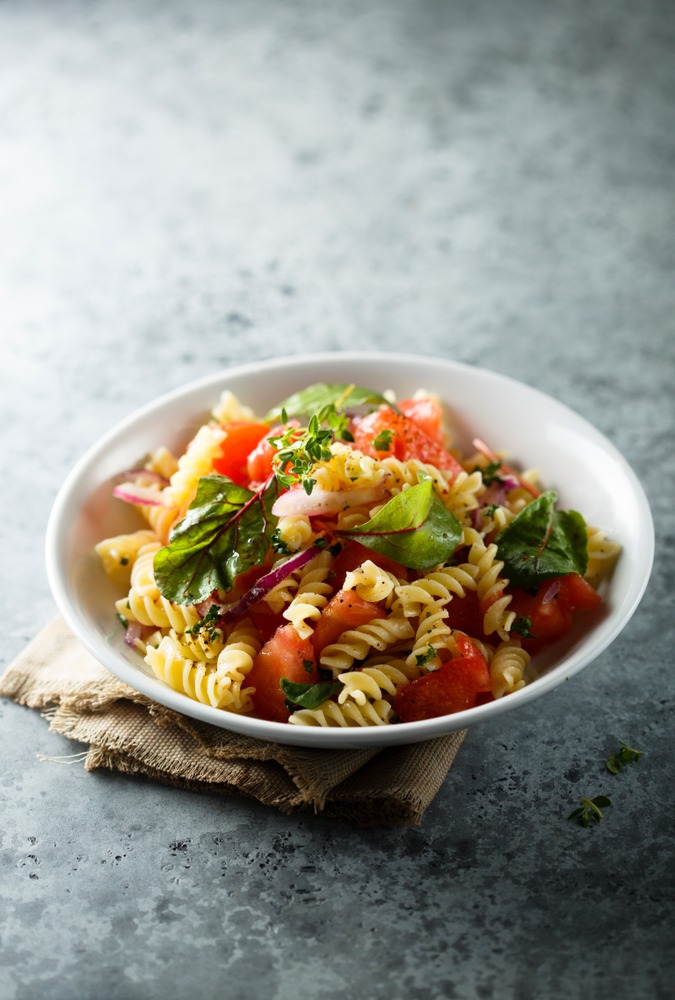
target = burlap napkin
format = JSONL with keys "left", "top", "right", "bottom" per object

{"left": 0, "top": 618, "right": 466, "bottom": 827}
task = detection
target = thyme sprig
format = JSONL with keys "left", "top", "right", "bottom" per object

{"left": 269, "top": 404, "right": 354, "bottom": 495}
{"left": 568, "top": 795, "right": 612, "bottom": 827}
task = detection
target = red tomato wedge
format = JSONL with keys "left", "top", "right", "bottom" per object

{"left": 350, "top": 406, "right": 463, "bottom": 478}
{"left": 509, "top": 574, "right": 602, "bottom": 654}
{"left": 311, "top": 589, "right": 387, "bottom": 658}
{"left": 212, "top": 422, "right": 270, "bottom": 487}
{"left": 247, "top": 624, "right": 319, "bottom": 723}
{"left": 394, "top": 634, "right": 492, "bottom": 722}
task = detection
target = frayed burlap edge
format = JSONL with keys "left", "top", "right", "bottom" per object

{"left": 1, "top": 618, "right": 466, "bottom": 827}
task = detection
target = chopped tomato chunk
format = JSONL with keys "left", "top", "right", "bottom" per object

{"left": 442, "top": 589, "right": 486, "bottom": 639}
{"left": 311, "top": 588, "right": 387, "bottom": 657}
{"left": 398, "top": 397, "right": 444, "bottom": 442}
{"left": 350, "top": 406, "right": 463, "bottom": 478}
{"left": 394, "top": 634, "right": 492, "bottom": 722}
{"left": 248, "top": 624, "right": 318, "bottom": 723}
{"left": 509, "top": 574, "right": 602, "bottom": 654}
{"left": 329, "top": 540, "right": 408, "bottom": 591}
{"left": 212, "top": 422, "right": 270, "bottom": 487}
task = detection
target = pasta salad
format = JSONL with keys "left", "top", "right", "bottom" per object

{"left": 95, "top": 381, "right": 621, "bottom": 727}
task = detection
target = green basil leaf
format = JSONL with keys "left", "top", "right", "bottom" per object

{"left": 280, "top": 678, "right": 343, "bottom": 710}
{"left": 153, "top": 475, "right": 278, "bottom": 604}
{"left": 495, "top": 490, "right": 588, "bottom": 592}
{"left": 338, "top": 479, "right": 462, "bottom": 571}
{"left": 267, "top": 382, "right": 391, "bottom": 421}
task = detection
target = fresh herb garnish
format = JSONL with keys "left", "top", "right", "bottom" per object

{"left": 116, "top": 611, "right": 129, "bottom": 629}
{"left": 415, "top": 645, "right": 438, "bottom": 667}
{"left": 372, "top": 429, "right": 394, "bottom": 452}
{"left": 280, "top": 678, "right": 343, "bottom": 710}
{"left": 606, "top": 741, "right": 643, "bottom": 774}
{"left": 511, "top": 615, "right": 534, "bottom": 638}
{"left": 271, "top": 529, "right": 291, "bottom": 554}
{"left": 185, "top": 604, "right": 222, "bottom": 642}
{"left": 269, "top": 405, "right": 354, "bottom": 494}
{"left": 338, "top": 475, "right": 462, "bottom": 571}
{"left": 479, "top": 460, "right": 504, "bottom": 486}
{"left": 568, "top": 795, "right": 612, "bottom": 827}
{"left": 154, "top": 474, "right": 278, "bottom": 604}
{"left": 495, "top": 490, "right": 588, "bottom": 593}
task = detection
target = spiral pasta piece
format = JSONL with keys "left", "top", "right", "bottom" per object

{"left": 276, "top": 514, "right": 315, "bottom": 552}
{"left": 311, "top": 442, "right": 385, "bottom": 492}
{"left": 95, "top": 529, "right": 158, "bottom": 582}
{"left": 462, "top": 527, "right": 515, "bottom": 640}
{"left": 343, "top": 559, "right": 403, "bottom": 605}
{"left": 489, "top": 639, "right": 530, "bottom": 699}
{"left": 211, "top": 389, "right": 257, "bottom": 424}
{"left": 441, "top": 470, "right": 484, "bottom": 521}
{"left": 145, "top": 634, "right": 226, "bottom": 709}
{"left": 392, "top": 563, "right": 478, "bottom": 619}
{"left": 262, "top": 558, "right": 302, "bottom": 613}
{"left": 585, "top": 525, "right": 621, "bottom": 588}
{"left": 319, "top": 617, "right": 415, "bottom": 676}
{"left": 405, "top": 608, "right": 456, "bottom": 670}
{"left": 282, "top": 551, "right": 334, "bottom": 638}
{"left": 288, "top": 698, "right": 393, "bottom": 727}
{"left": 117, "top": 542, "right": 200, "bottom": 633}
{"left": 337, "top": 663, "right": 411, "bottom": 706}
{"left": 214, "top": 619, "right": 262, "bottom": 713}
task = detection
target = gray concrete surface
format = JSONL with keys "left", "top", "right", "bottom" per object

{"left": 1, "top": 1, "right": 673, "bottom": 998}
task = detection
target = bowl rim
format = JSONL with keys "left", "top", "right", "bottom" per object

{"left": 45, "top": 351, "right": 655, "bottom": 748}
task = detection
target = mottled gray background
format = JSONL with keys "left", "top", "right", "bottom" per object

{"left": 1, "top": 1, "right": 674, "bottom": 998}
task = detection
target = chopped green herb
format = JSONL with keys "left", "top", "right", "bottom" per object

{"left": 372, "top": 429, "right": 394, "bottom": 452}
{"left": 116, "top": 612, "right": 129, "bottom": 629}
{"left": 119, "top": 556, "right": 129, "bottom": 566}
{"left": 303, "top": 659, "right": 315, "bottom": 675}
{"left": 186, "top": 604, "right": 222, "bottom": 642}
{"left": 479, "top": 460, "right": 504, "bottom": 486}
{"left": 271, "top": 529, "right": 291, "bottom": 555}
{"left": 606, "top": 741, "right": 643, "bottom": 774}
{"left": 511, "top": 615, "right": 534, "bottom": 638}
{"left": 568, "top": 795, "right": 612, "bottom": 827}
{"left": 415, "top": 646, "right": 437, "bottom": 667}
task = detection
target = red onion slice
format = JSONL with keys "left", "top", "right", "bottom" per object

{"left": 123, "top": 620, "right": 155, "bottom": 647}
{"left": 113, "top": 483, "right": 168, "bottom": 507}
{"left": 541, "top": 579, "right": 561, "bottom": 604}
{"left": 218, "top": 543, "right": 326, "bottom": 625}
{"left": 118, "top": 468, "right": 170, "bottom": 486}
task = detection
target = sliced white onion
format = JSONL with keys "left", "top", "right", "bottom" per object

{"left": 271, "top": 484, "right": 387, "bottom": 517}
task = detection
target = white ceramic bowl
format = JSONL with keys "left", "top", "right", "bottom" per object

{"left": 46, "top": 353, "right": 654, "bottom": 748}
